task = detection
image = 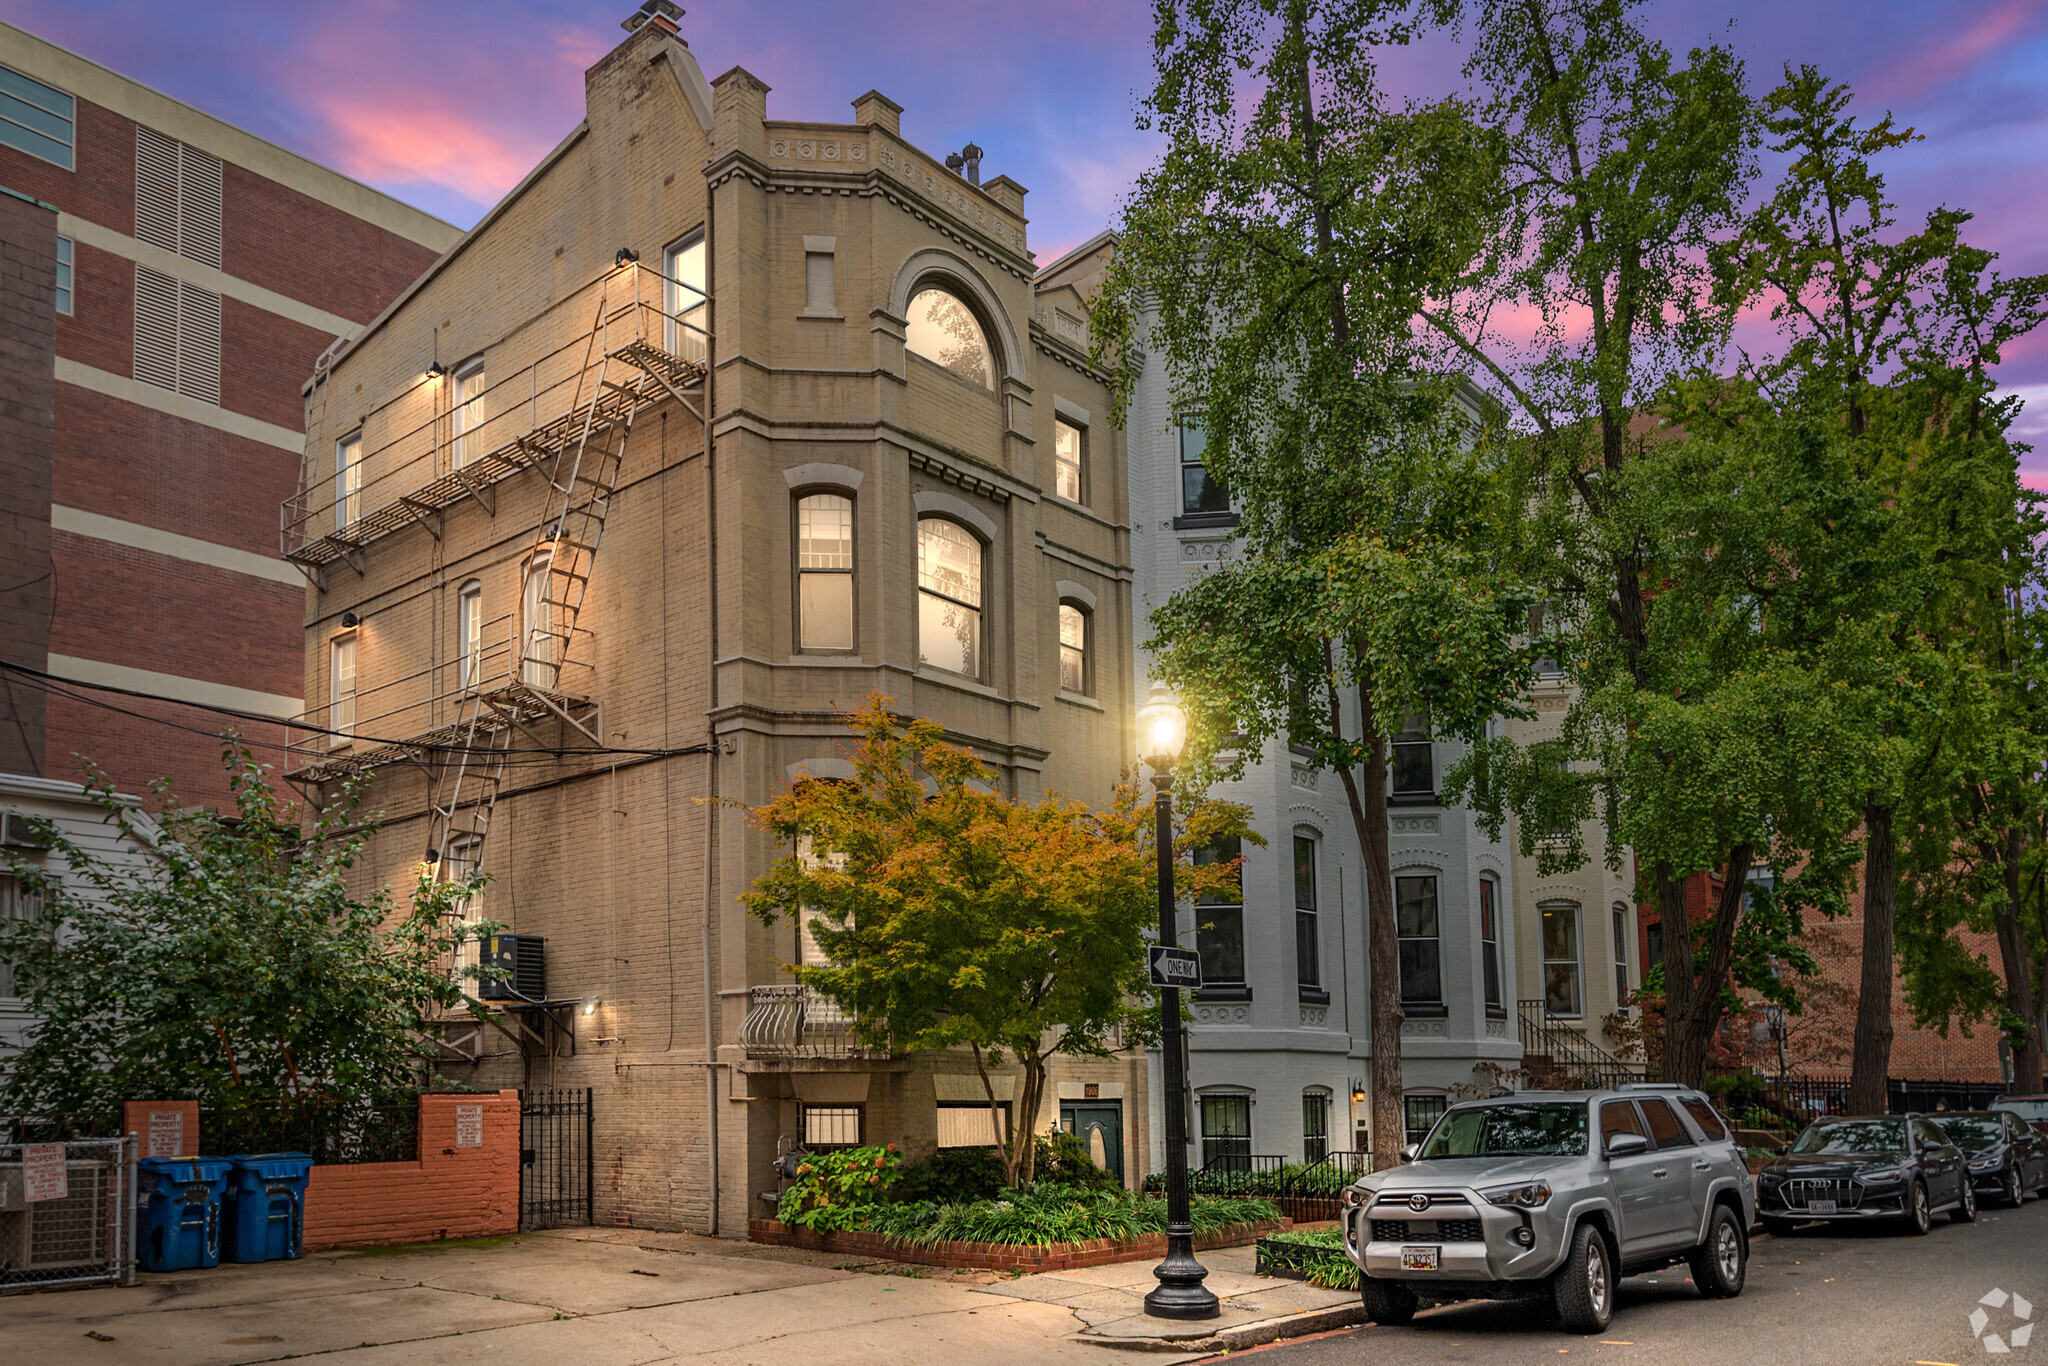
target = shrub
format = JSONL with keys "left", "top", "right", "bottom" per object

{"left": 891, "top": 1146, "right": 1010, "bottom": 1205}
{"left": 863, "top": 1182, "right": 1278, "bottom": 1247}
{"left": 1034, "top": 1129, "right": 1123, "bottom": 1191}
{"left": 1256, "top": 1228, "right": 1357, "bottom": 1290}
{"left": 776, "top": 1144, "right": 901, "bottom": 1231}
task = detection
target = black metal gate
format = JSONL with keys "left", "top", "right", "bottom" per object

{"left": 519, "top": 1088, "right": 593, "bottom": 1230}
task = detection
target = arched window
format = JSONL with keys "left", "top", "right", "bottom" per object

{"left": 905, "top": 286, "right": 993, "bottom": 388}
{"left": 917, "top": 517, "right": 982, "bottom": 676}
{"left": 1541, "top": 899, "right": 1584, "bottom": 1018}
{"left": 1057, "top": 601, "right": 1088, "bottom": 695}
{"left": 795, "top": 493, "right": 855, "bottom": 652}
{"left": 451, "top": 356, "right": 485, "bottom": 467}
{"left": 522, "top": 552, "right": 555, "bottom": 686}
{"left": 1294, "top": 834, "right": 1321, "bottom": 993}
{"left": 457, "top": 579, "right": 483, "bottom": 689}
{"left": 1302, "top": 1089, "right": 1331, "bottom": 1163}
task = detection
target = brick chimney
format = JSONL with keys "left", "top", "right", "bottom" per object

{"left": 852, "top": 90, "right": 901, "bottom": 136}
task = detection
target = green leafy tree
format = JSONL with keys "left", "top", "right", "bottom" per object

{"left": 1094, "top": 0, "right": 1535, "bottom": 1171}
{"left": 741, "top": 695, "right": 1252, "bottom": 1188}
{"left": 0, "top": 741, "right": 492, "bottom": 1129}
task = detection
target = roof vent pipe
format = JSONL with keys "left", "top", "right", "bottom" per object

{"left": 945, "top": 151, "right": 965, "bottom": 177}
{"left": 962, "top": 142, "right": 983, "bottom": 186}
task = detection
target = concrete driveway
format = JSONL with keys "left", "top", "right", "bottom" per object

{"left": 2, "top": 1226, "right": 1210, "bottom": 1366}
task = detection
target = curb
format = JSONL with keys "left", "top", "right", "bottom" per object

{"left": 1078, "top": 1302, "right": 1368, "bottom": 1353}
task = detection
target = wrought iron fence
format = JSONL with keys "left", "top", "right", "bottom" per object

{"left": 1709, "top": 1071, "right": 2015, "bottom": 1132}
{"left": 520, "top": 1088, "right": 593, "bottom": 1230}
{"left": 197, "top": 1101, "right": 420, "bottom": 1164}
{"left": 0, "top": 1136, "right": 136, "bottom": 1292}
{"left": 1144, "top": 1150, "right": 1373, "bottom": 1220}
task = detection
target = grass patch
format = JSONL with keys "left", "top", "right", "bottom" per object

{"left": 346, "top": 1234, "right": 522, "bottom": 1258}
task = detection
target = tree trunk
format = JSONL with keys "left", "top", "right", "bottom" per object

{"left": 1848, "top": 804, "right": 1897, "bottom": 1115}
{"left": 1654, "top": 862, "right": 1694, "bottom": 1081}
{"left": 1334, "top": 679, "right": 1404, "bottom": 1171}
{"left": 1656, "top": 848, "right": 1754, "bottom": 1087}
{"left": 1995, "top": 827, "right": 2044, "bottom": 1092}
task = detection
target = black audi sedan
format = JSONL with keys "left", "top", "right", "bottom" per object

{"left": 1931, "top": 1110, "right": 2048, "bottom": 1207}
{"left": 1756, "top": 1114, "right": 1975, "bottom": 1235}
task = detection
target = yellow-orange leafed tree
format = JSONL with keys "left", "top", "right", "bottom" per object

{"left": 742, "top": 694, "right": 1254, "bottom": 1188}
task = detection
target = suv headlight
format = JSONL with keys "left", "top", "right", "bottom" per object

{"left": 1340, "top": 1187, "right": 1367, "bottom": 1208}
{"left": 1857, "top": 1167, "right": 1903, "bottom": 1184}
{"left": 1480, "top": 1180, "right": 1552, "bottom": 1209}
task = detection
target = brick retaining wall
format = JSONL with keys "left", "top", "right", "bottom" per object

{"left": 300, "top": 1091, "right": 521, "bottom": 1252}
{"left": 748, "top": 1216, "right": 1288, "bottom": 1273}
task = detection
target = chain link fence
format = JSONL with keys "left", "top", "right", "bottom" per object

{"left": 0, "top": 1137, "right": 136, "bottom": 1292}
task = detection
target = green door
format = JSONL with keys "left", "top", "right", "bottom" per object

{"left": 1060, "top": 1102, "right": 1124, "bottom": 1181}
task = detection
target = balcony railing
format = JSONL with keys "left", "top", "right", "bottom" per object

{"left": 739, "top": 985, "right": 886, "bottom": 1060}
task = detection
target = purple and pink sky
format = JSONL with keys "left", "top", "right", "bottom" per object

{"left": 7, "top": 0, "right": 2046, "bottom": 466}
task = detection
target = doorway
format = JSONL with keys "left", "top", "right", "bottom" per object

{"left": 1060, "top": 1102, "right": 1124, "bottom": 1181}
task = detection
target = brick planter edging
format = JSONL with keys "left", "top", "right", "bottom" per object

{"left": 748, "top": 1216, "right": 1290, "bottom": 1273}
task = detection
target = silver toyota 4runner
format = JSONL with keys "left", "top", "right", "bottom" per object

{"left": 1340, "top": 1084, "right": 1756, "bottom": 1333}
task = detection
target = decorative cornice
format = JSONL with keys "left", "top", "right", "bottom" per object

{"left": 907, "top": 448, "right": 1010, "bottom": 503}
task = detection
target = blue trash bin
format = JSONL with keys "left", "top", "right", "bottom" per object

{"left": 221, "top": 1152, "right": 313, "bottom": 1263}
{"left": 137, "top": 1157, "right": 232, "bottom": 1272}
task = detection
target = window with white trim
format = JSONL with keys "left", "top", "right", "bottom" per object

{"left": 665, "top": 232, "right": 706, "bottom": 363}
{"left": 796, "top": 493, "right": 855, "bottom": 652}
{"left": 1302, "top": 1090, "right": 1330, "bottom": 1163}
{"left": 905, "top": 287, "right": 993, "bottom": 388}
{"left": 1541, "top": 900, "right": 1584, "bottom": 1018}
{"left": 917, "top": 517, "right": 982, "bottom": 677}
{"left": 1396, "top": 875, "right": 1442, "bottom": 1007}
{"left": 451, "top": 358, "right": 485, "bottom": 468}
{"left": 329, "top": 634, "right": 357, "bottom": 745}
{"left": 1480, "top": 875, "right": 1503, "bottom": 1012}
{"left": 457, "top": 580, "right": 483, "bottom": 689}
{"left": 1294, "top": 835, "right": 1321, "bottom": 992}
{"left": 335, "top": 432, "right": 362, "bottom": 531}
{"left": 522, "top": 553, "right": 556, "bottom": 686}
{"left": 1058, "top": 601, "right": 1088, "bottom": 695}
{"left": 445, "top": 833, "right": 484, "bottom": 986}
{"left": 802, "top": 1104, "right": 864, "bottom": 1150}
{"left": 54, "top": 235, "right": 72, "bottom": 316}
{"left": 1179, "top": 417, "right": 1227, "bottom": 515}
{"left": 1054, "top": 418, "right": 1084, "bottom": 503}
{"left": 0, "top": 63, "right": 74, "bottom": 168}
{"left": 1612, "top": 903, "right": 1631, "bottom": 1002}
{"left": 1391, "top": 711, "right": 1433, "bottom": 797}
{"left": 0, "top": 873, "right": 45, "bottom": 998}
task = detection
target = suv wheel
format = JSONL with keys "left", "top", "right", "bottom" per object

{"left": 1359, "top": 1277, "right": 1417, "bottom": 1326}
{"left": 1901, "top": 1179, "right": 1932, "bottom": 1236}
{"left": 1999, "top": 1168, "right": 2022, "bottom": 1207}
{"left": 1552, "top": 1222, "right": 1614, "bottom": 1334}
{"left": 1688, "top": 1204, "right": 1747, "bottom": 1298}
{"left": 1951, "top": 1178, "right": 1978, "bottom": 1223}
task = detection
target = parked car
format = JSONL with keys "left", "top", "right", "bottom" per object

{"left": 1756, "top": 1114, "right": 1975, "bottom": 1235}
{"left": 1930, "top": 1110, "right": 2048, "bottom": 1206}
{"left": 1993, "top": 1094, "right": 2048, "bottom": 1139}
{"left": 1338, "top": 1084, "right": 1755, "bottom": 1334}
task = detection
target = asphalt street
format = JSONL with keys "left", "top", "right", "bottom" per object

{"left": 1244, "top": 1192, "right": 2048, "bottom": 1366}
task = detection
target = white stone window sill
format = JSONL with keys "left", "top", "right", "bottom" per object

{"left": 799, "top": 310, "right": 844, "bottom": 320}
{"left": 1056, "top": 689, "right": 1102, "bottom": 711}
{"left": 915, "top": 666, "right": 1003, "bottom": 700}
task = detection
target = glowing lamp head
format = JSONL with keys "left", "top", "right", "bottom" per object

{"left": 1137, "top": 688, "right": 1187, "bottom": 771}
{"left": 580, "top": 995, "right": 600, "bottom": 1017}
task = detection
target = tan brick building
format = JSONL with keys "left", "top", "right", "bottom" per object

{"left": 283, "top": 13, "right": 1143, "bottom": 1233}
{"left": 0, "top": 21, "right": 457, "bottom": 806}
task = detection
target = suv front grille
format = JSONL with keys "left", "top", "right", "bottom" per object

{"left": 1371, "top": 1218, "right": 1484, "bottom": 1243}
{"left": 1786, "top": 1178, "right": 1863, "bottom": 1209}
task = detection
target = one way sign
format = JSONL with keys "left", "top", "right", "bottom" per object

{"left": 1149, "top": 945, "right": 1203, "bottom": 989}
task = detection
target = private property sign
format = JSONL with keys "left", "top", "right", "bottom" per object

{"left": 23, "top": 1143, "right": 66, "bottom": 1203}
{"left": 1148, "top": 945, "right": 1202, "bottom": 990}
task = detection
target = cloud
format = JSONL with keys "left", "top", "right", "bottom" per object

{"left": 1858, "top": 0, "right": 2048, "bottom": 102}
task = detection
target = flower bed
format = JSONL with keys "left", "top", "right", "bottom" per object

{"left": 1255, "top": 1227, "right": 1358, "bottom": 1290}
{"left": 751, "top": 1213, "right": 1287, "bottom": 1273}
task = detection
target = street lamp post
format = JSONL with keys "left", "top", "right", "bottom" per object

{"left": 1138, "top": 689, "right": 1219, "bottom": 1321}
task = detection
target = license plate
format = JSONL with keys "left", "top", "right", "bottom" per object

{"left": 1400, "top": 1246, "right": 1441, "bottom": 1271}
{"left": 1808, "top": 1199, "right": 1837, "bottom": 1214}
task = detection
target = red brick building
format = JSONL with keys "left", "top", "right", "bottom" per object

{"left": 0, "top": 22, "right": 459, "bottom": 807}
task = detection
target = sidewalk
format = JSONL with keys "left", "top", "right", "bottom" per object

{"left": 0, "top": 1226, "right": 1352, "bottom": 1365}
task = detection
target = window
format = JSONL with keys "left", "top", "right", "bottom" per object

{"left": 522, "top": 553, "right": 556, "bottom": 686}
{"left": 796, "top": 494, "right": 855, "bottom": 652}
{"left": 804, "top": 249, "right": 835, "bottom": 314}
{"left": 794, "top": 834, "right": 850, "bottom": 1027}
{"left": 905, "top": 287, "right": 993, "bottom": 388}
{"left": 1287, "top": 674, "right": 1317, "bottom": 756}
{"left": 1054, "top": 419, "right": 1084, "bottom": 503}
{"left": 1529, "top": 601, "right": 1564, "bottom": 677}
{"left": 0, "top": 63, "right": 75, "bottom": 168}
{"left": 1612, "top": 904, "right": 1631, "bottom": 1002}
{"left": 1681, "top": 1097, "right": 1729, "bottom": 1141}
{"left": 1640, "top": 1098, "right": 1695, "bottom": 1150}
{"left": 1200, "top": 1094, "right": 1252, "bottom": 1172}
{"left": 335, "top": 433, "right": 362, "bottom": 531}
{"left": 1302, "top": 1091, "right": 1330, "bottom": 1163}
{"left": 1193, "top": 836, "right": 1245, "bottom": 988}
{"left": 1058, "top": 602, "right": 1088, "bottom": 694}
{"left": 329, "top": 634, "right": 356, "bottom": 744}
{"left": 1391, "top": 711, "right": 1433, "bottom": 797}
{"left": 1294, "top": 835, "right": 1320, "bottom": 992}
{"left": 937, "top": 1102, "right": 1009, "bottom": 1148}
{"left": 135, "top": 127, "right": 222, "bottom": 268}
{"left": 0, "top": 874, "right": 45, "bottom": 998}
{"left": 1179, "top": 417, "right": 1228, "bottom": 515}
{"left": 54, "top": 235, "right": 71, "bottom": 316}
{"left": 1395, "top": 874, "right": 1441, "bottom": 1007}
{"left": 665, "top": 232, "right": 706, "bottom": 362}
{"left": 1480, "top": 875, "right": 1503, "bottom": 1012}
{"left": 457, "top": 581, "right": 483, "bottom": 689}
{"left": 801, "top": 1105, "right": 864, "bottom": 1151}
{"left": 1404, "top": 1094, "right": 1448, "bottom": 1147}
{"left": 1542, "top": 901, "right": 1583, "bottom": 1018}
{"left": 451, "top": 358, "right": 485, "bottom": 468}
{"left": 917, "top": 517, "right": 982, "bottom": 676}
{"left": 134, "top": 265, "right": 221, "bottom": 404}
{"left": 1600, "top": 1099, "right": 1646, "bottom": 1152}
{"left": 445, "top": 834, "right": 484, "bottom": 985}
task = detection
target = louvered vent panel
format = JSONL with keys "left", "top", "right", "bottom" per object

{"left": 177, "top": 144, "right": 223, "bottom": 269}
{"left": 134, "top": 126, "right": 180, "bottom": 253}
{"left": 133, "top": 265, "right": 180, "bottom": 392}
{"left": 176, "top": 282, "right": 222, "bottom": 405}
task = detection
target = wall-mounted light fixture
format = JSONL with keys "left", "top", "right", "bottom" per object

{"left": 1350, "top": 1080, "right": 1367, "bottom": 1105}
{"left": 580, "top": 995, "right": 600, "bottom": 1017}
{"left": 423, "top": 847, "right": 440, "bottom": 865}
{"left": 341, "top": 611, "right": 360, "bottom": 628}
{"left": 425, "top": 361, "right": 448, "bottom": 380}
{"left": 615, "top": 247, "right": 640, "bottom": 268}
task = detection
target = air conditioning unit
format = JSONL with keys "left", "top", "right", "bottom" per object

{"left": 479, "top": 934, "right": 547, "bottom": 1002}
{"left": 0, "top": 813, "right": 51, "bottom": 850}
